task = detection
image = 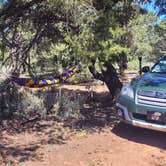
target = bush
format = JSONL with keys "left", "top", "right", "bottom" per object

{"left": 17, "top": 91, "right": 47, "bottom": 119}
{"left": 127, "top": 59, "right": 154, "bottom": 71}
{"left": 68, "top": 67, "right": 93, "bottom": 84}
{"left": 0, "top": 80, "right": 22, "bottom": 120}
{"left": 0, "top": 80, "right": 84, "bottom": 122}
{"left": 128, "top": 59, "right": 139, "bottom": 71}
{"left": 55, "top": 89, "right": 84, "bottom": 119}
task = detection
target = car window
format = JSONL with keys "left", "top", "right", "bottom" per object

{"left": 151, "top": 60, "right": 166, "bottom": 73}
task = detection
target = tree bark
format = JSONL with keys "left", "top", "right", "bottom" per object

{"left": 118, "top": 52, "right": 128, "bottom": 75}
{"left": 88, "top": 59, "right": 104, "bottom": 82}
{"left": 101, "top": 61, "right": 122, "bottom": 99}
{"left": 89, "top": 59, "right": 122, "bottom": 99}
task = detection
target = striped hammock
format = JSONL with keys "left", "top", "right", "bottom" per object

{"left": 8, "top": 64, "right": 81, "bottom": 88}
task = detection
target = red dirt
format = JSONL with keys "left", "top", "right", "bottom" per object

{"left": 0, "top": 117, "right": 166, "bottom": 166}
{"left": 0, "top": 76, "right": 166, "bottom": 166}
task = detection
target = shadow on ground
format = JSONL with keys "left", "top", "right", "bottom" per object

{"left": 0, "top": 86, "right": 166, "bottom": 164}
{"left": 62, "top": 89, "right": 119, "bottom": 132}
{"left": 0, "top": 143, "right": 40, "bottom": 163}
{"left": 112, "top": 122, "right": 166, "bottom": 150}
{"left": 0, "top": 87, "right": 118, "bottom": 164}
{"left": 0, "top": 121, "right": 66, "bottom": 164}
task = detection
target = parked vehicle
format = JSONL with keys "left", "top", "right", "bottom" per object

{"left": 116, "top": 56, "right": 166, "bottom": 132}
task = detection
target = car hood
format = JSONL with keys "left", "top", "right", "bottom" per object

{"left": 137, "top": 73, "right": 166, "bottom": 91}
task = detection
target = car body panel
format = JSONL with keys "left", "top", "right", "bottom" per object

{"left": 117, "top": 58, "right": 166, "bottom": 132}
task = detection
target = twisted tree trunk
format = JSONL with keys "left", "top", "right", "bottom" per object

{"left": 102, "top": 61, "right": 122, "bottom": 98}
{"left": 89, "top": 59, "right": 122, "bottom": 99}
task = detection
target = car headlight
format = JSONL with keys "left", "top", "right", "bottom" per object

{"left": 120, "top": 83, "right": 134, "bottom": 99}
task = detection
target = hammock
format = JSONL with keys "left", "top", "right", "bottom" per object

{"left": 7, "top": 64, "right": 81, "bottom": 88}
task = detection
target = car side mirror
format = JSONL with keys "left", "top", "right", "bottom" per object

{"left": 141, "top": 66, "right": 150, "bottom": 73}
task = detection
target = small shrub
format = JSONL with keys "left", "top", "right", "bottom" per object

{"left": 68, "top": 67, "right": 93, "bottom": 84}
{"left": 0, "top": 79, "right": 84, "bottom": 122}
{"left": 20, "top": 89, "right": 84, "bottom": 121}
{"left": 17, "top": 92, "right": 47, "bottom": 119}
{"left": 0, "top": 80, "right": 22, "bottom": 120}
{"left": 128, "top": 59, "right": 139, "bottom": 71}
{"left": 51, "top": 89, "right": 84, "bottom": 120}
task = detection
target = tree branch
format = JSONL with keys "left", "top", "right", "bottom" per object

{"left": 88, "top": 58, "right": 104, "bottom": 81}
{"left": 18, "top": 26, "right": 46, "bottom": 68}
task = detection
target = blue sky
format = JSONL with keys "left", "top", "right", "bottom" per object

{"left": 140, "top": 0, "right": 159, "bottom": 14}
{"left": 139, "top": 0, "right": 166, "bottom": 21}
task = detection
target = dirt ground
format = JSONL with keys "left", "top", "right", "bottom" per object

{"left": 0, "top": 77, "right": 166, "bottom": 166}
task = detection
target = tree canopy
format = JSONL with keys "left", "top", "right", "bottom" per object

{"left": 0, "top": 0, "right": 165, "bottom": 98}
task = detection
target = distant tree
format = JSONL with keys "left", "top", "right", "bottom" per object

{"left": 152, "top": 21, "right": 166, "bottom": 60}
{"left": 129, "top": 13, "right": 160, "bottom": 61}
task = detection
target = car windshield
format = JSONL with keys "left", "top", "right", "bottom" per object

{"left": 151, "top": 60, "right": 166, "bottom": 73}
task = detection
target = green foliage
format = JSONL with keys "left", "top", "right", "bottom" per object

{"left": 128, "top": 13, "right": 162, "bottom": 61}
{"left": 18, "top": 91, "right": 47, "bottom": 119}
{"left": 128, "top": 59, "right": 140, "bottom": 70}
{"left": 0, "top": 0, "right": 137, "bottom": 75}
{"left": 68, "top": 67, "right": 93, "bottom": 84}
{"left": 0, "top": 80, "right": 84, "bottom": 121}
{"left": 56, "top": 89, "right": 84, "bottom": 119}
{"left": 0, "top": 80, "right": 22, "bottom": 120}
{"left": 151, "top": 21, "right": 166, "bottom": 61}
{"left": 128, "top": 58, "right": 149, "bottom": 70}
{"left": 64, "top": 22, "right": 130, "bottom": 71}
{"left": 0, "top": 0, "right": 165, "bottom": 100}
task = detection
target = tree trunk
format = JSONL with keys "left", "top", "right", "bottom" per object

{"left": 118, "top": 52, "right": 128, "bottom": 75}
{"left": 10, "top": 47, "right": 20, "bottom": 76}
{"left": 102, "top": 61, "right": 122, "bottom": 99}
{"left": 89, "top": 60, "right": 122, "bottom": 99}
